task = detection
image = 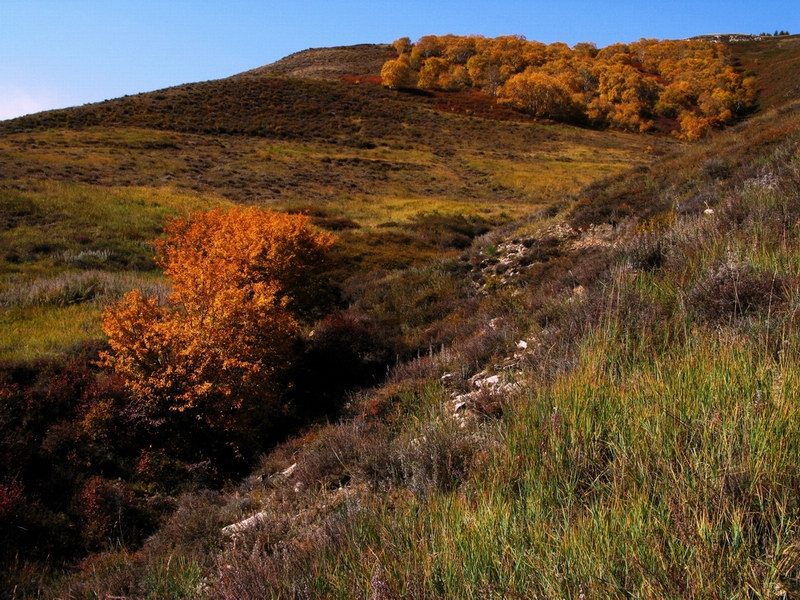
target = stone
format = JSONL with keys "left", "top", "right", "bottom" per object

{"left": 222, "top": 511, "right": 269, "bottom": 538}
{"left": 474, "top": 374, "right": 500, "bottom": 388}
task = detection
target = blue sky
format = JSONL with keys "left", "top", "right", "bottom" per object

{"left": 1, "top": 0, "right": 797, "bottom": 120}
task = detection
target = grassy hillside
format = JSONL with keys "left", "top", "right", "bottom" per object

{"left": 239, "top": 43, "right": 394, "bottom": 80}
{"left": 58, "top": 86, "right": 799, "bottom": 600}
{"left": 0, "top": 56, "right": 660, "bottom": 360}
{"left": 3, "top": 34, "right": 800, "bottom": 598}
{"left": 729, "top": 34, "right": 800, "bottom": 110}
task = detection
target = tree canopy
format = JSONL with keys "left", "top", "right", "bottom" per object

{"left": 382, "top": 35, "right": 756, "bottom": 139}
{"left": 101, "top": 208, "right": 335, "bottom": 434}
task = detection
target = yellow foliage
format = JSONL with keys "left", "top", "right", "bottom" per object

{"left": 678, "top": 112, "right": 714, "bottom": 141}
{"left": 384, "top": 35, "right": 755, "bottom": 137}
{"left": 392, "top": 36, "right": 411, "bottom": 56}
{"left": 101, "top": 208, "right": 334, "bottom": 429}
{"left": 381, "top": 55, "right": 416, "bottom": 89}
{"left": 498, "top": 70, "right": 576, "bottom": 119}
{"left": 417, "top": 57, "right": 449, "bottom": 89}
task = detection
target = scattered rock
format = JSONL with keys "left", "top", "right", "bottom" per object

{"left": 222, "top": 511, "right": 270, "bottom": 538}
{"left": 281, "top": 462, "right": 298, "bottom": 478}
{"left": 488, "top": 317, "right": 503, "bottom": 330}
{"left": 474, "top": 374, "right": 500, "bottom": 388}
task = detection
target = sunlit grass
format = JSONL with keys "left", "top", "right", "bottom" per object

{"left": 463, "top": 144, "right": 649, "bottom": 199}
{"left": 284, "top": 323, "right": 800, "bottom": 598}
{"left": 0, "top": 181, "right": 230, "bottom": 277}
{"left": 0, "top": 304, "right": 103, "bottom": 362}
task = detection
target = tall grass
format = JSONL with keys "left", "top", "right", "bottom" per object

{"left": 0, "top": 304, "right": 103, "bottom": 361}
{"left": 0, "top": 181, "right": 229, "bottom": 277}
{"left": 232, "top": 322, "right": 797, "bottom": 598}
{"left": 199, "top": 114, "right": 800, "bottom": 599}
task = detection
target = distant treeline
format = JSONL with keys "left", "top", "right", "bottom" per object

{"left": 382, "top": 35, "right": 757, "bottom": 139}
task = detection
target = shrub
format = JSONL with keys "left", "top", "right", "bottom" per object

{"left": 689, "top": 256, "right": 787, "bottom": 321}
{"left": 101, "top": 208, "right": 335, "bottom": 438}
{"left": 142, "top": 491, "right": 227, "bottom": 557}
{"left": 78, "top": 476, "right": 135, "bottom": 549}
{"left": 289, "top": 311, "right": 391, "bottom": 419}
{"left": 397, "top": 420, "right": 478, "bottom": 497}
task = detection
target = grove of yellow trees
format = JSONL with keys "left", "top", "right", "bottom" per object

{"left": 382, "top": 35, "right": 756, "bottom": 139}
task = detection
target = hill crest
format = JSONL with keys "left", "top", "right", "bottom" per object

{"left": 237, "top": 43, "right": 393, "bottom": 81}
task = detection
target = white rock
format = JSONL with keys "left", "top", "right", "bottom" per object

{"left": 475, "top": 375, "right": 500, "bottom": 388}
{"left": 704, "top": 208, "right": 714, "bottom": 215}
{"left": 516, "top": 340, "right": 528, "bottom": 350}
{"left": 222, "top": 511, "right": 270, "bottom": 538}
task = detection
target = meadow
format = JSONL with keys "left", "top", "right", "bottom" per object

{"left": 0, "top": 92, "right": 657, "bottom": 360}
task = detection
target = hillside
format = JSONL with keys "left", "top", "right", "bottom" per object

{"left": 2, "top": 34, "right": 800, "bottom": 598}
{"left": 238, "top": 43, "right": 394, "bottom": 80}
{"left": 0, "top": 45, "right": 662, "bottom": 361}
{"left": 728, "top": 34, "right": 800, "bottom": 110}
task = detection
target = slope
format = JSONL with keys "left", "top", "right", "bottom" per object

{"left": 729, "top": 34, "right": 800, "bottom": 110}
{"left": 3, "top": 34, "right": 800, "bottom": 597}
{"left": 0, "top": 47, "right": 660, "bottom": 361}
{"left": 86, "top": 57, "right": 800, "bottom": 599}
{"left": 238, "top": 43, "right": 394, "bottom": 80}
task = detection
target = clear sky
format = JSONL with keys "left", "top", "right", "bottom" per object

{"left": 1, "top": 0, "right": 798, "bottom": 120}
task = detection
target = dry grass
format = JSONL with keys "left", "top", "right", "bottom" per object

{"left": 8, "top": 35, "right": 800, "bottom": 599}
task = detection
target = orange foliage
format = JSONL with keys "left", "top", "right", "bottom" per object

{"left": 417, "top": 56, "right": 449, "bottom": 89}
{"left": 381, "top": 55, "right": 417, "bottom": 89}
{"left": 101, "top": 208, "right": 334, "bottom": 430}
{"left": 392, "top": 36, "right": 412, "bottom": 57}
{"left": 384, "top": 35, "right": 756, "bottom": 138}
{"left": 498, "top": 70, "right": 575, "bottom": 119}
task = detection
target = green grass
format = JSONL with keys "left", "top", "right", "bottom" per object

{"left": 0, "top": 181, "right": 229, "bottom": 276}
{"left": 0, "top": 182, "right": 225, "bottom": 361}
{"left": 254, "top": 320, "right": 800, "bottom": 598}
{"left": 0, "top": 304, "right": 103, "bottom": 362}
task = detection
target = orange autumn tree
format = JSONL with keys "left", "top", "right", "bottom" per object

{"left": 101, "top": 207, "right": 334, "bottom": 432}
{"left": 380, "top": 54, "right": 417, "bottom": 89}
{"left": 385, "top": 35, "right": 755, "bottom": 138}
{"left": 498, "top": 69, "right": 577, "bottom": 119}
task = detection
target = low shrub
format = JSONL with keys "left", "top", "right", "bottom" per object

{"left": 689, "top": 256, "right": 787, "bottom": 321}
{"left": 397, "top": 419, "right": 479, "bottom": 497}
{"left": 142, "top": 491, "right": 227, "bottom": 557}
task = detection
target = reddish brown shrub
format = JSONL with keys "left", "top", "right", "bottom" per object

{"left": 689, "top": 258, "right": 788, "bottom": 321}
{"left": 0, "top": 479, "right": 24, "bottom": 521}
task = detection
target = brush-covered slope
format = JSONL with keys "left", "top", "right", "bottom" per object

{"left": 3, "top": 33, "right": 800, "bottom": 598}
{"left": 729, "top": 34, "right": 800, "bottom": 110}
{"left": 239, "top": 43, "right": 393, "bottom": 80}
{"left": 0, "top": 44, "right": 661, "bottom": 361}
{"left": 47, "top": 69, "right": 800, "bottom": 599}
